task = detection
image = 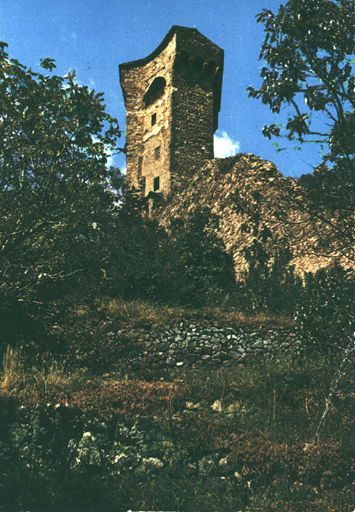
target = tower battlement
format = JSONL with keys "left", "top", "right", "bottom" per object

{"left": 119, "top": 26, "right": 224, "bottom": 197}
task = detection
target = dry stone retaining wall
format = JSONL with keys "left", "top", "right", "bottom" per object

{"left": 124, "top": 321, "right": 299, "bottom": 370}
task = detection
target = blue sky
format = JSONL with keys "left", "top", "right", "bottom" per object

{"left": 1, "top": 0, "right": 322, "bottom": 177}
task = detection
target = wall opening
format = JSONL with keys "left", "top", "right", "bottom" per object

{"left": 154, "top": 146, "right": 161, "bottom": 160}
{"left": 151, "top": 113, "right": 157, "bottom": 126}
{"left": 154, "top": 176, "right": 160, "bottom": 191}
{"left": 138, "top": 156, "right": 143, "bottom": 178}
{"left": 143, "top": 77, "right": 166, "bottom": 107}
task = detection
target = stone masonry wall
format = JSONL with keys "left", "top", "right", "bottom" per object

{"left": 170, "top": 29, "right": 223, "bottom": 192}
{"left": 155, "top": 153, "right": 341, "bottom": 277}
{"left": 117, "top": 321, "right": 299, "bottom": 371}
{"left": 119, "top": 26, "right": 223, "bottom": 197}
{"left": 119, "top": 32, "right": 177, "bottom": 196}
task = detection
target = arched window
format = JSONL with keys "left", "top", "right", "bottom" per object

{"left": 143, "top": 77, "right": 166, "bottom": 107}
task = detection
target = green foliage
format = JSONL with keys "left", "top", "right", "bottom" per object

{"left": 246, "top": 0, "right": 355, "bottom": 359}
{"left": 0, "top": 41, "right": 122, "bottom": 348}
{"left": 105, "top": 190, "right": 169, "bottom": 300}
{"left": 163, "top": 209, "right": 236, "bottom": 306}
{"left": 106, "top": 201, "right": 236, "bottom": 307}
{"left": 295, "top": 263, "right": 355, "bottom": 353}
{"left": 0, "top": 41, "right": 122, "bottom": 293}
{"left": 248, "top": 0, "right": 355, "bottom": 153}
{"left": 237, "top": 236, "right": 303, "bottom": 314}
{"left": 297, "top": 161, "right": 355, "bottom": 258}
{"left": 248, "top": 0, "right": 355, "bottom": 261}
{"left": 233, "top": 182, "right": 303, "bottom": 314}
{"left": 105, "top": 193, "right": 301, "bottom": 315}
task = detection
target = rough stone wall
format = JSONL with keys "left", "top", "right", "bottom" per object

{"left": 119, "top": 26, "right": 223, "bottom": 197}
{"left": 119, "top": 32, "right": 177, "bottom": 196}
{"left": 170, "top": 29, "right": 223, "bottom": 191}
{"left": 123, "top": 321, "right": 298, "bottom": 371}
{"left": 155, "top": 153, "right": 350, "bottom": 276}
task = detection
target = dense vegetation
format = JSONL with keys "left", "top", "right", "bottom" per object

{"left": 1, "top": 351, "right": 355, "bottom": 512}
{"left": 248, "top": 0, "right": 355, "bottom": 264}
{"left": 1, "top": 1, "right": 355, "bottom": 510}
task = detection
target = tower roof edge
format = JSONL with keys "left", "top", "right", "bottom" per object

{"left": 119, "top": 25, "right": 223, "bottom": 74}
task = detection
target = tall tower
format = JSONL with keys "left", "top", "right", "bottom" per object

{"left": 119, "top": 26, "right": 224, "bottom": 198}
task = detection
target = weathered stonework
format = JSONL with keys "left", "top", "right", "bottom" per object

{"left": 120, "top": 27, "right": 353, "bottom": 275}
{"left": 119, "top": 26, "right": 223, "bottom": 197}
{"left": 155, "top": 154, "right": 351, "bottom": 276}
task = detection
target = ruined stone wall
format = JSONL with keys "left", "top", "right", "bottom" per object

{"left": 156, "top": 153, "right": 348, "bottom": 276}
{"left": 120, "top": 27, "right": 352, "bottom": 277}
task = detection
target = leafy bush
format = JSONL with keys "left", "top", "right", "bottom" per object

{"left": 235, "top": 237, "right": 303, "bottom": 315}
{"left": 161, "top": 209, "right": 236, "bottom": 306}
{"left": 0, "top": 42, "right": 123, "bottom": 358}
{"left": 295, "top": 263, "right": 355, "bottom": 353}
{"left": 106, "top": 201, "right": 236, "bottom": 308}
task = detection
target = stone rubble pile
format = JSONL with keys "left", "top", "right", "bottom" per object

{"left": 4, "top": 403, "right": 243, "bottom": 479}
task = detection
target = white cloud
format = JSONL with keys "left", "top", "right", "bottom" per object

{"left": 214, "top": 131, "right": 240, "bottom": 158}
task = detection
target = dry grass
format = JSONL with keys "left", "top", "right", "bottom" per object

{"left": 88, "top": 298, "right": 295, "bottom": 329}
{"left": 1, "top": 344, "right": 355, "bottom": 512}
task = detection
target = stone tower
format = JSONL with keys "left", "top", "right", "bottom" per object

{"left": 119, "top": 26, "right": 224, "bottom": 197}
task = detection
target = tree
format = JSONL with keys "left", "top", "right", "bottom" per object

{"left": 103, "top": 189, "right": 169, "bottom": 301}
{"left": 247, "top": 0, "right": 355, "bottom": 263}
{"left": 0, "top": 42, "right": 122, "bottom": 347}
{"left": 295, "top": 263, "right": 355, "bottom": 353}
{"left": 247, "top": 0, "right": 355, "bottom": 359}
{"left": 105, "top": 200, "right": 236, "bottom": 307}
{"left": 164, "top": 208, "right": 236, "bottom": 306}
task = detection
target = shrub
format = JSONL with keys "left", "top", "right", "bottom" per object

{"left": 295, "top": 263, "right": 355, "bottom": 353}
{"left": 235, "top": 238, "right": 303, "bottom": 315}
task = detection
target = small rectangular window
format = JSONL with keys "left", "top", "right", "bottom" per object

{"left": 154, "top": 146, "right": 161, "bottom": 160}
{"left": 151, "top": 113, "right": 156, "bottom": 126}
{"left": 154, "top": 176, "right": 160, "bottom": 191}
{"left": 138, "top": 156, "right": 143, "bottom": 178}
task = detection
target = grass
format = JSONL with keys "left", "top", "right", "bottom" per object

{"left": 0, "top": 349, "right": 331, "bottom": 435}
{"left": 2, "top": 350, "right": 354, "bottom": 455}
{"left": 1, "top": 348, "right": 352, "bottom": 444}
{"left": 1, "top": 306, "right": 355, "bottom": 512}
{"left": 84, "top": 297, "right": 295, "bottom": 329}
